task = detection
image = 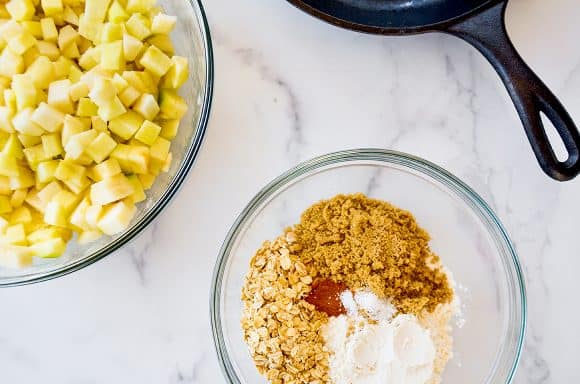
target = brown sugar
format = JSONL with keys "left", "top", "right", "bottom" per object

{"left": 292, "top": 193, "right": 453, "bottom": 314}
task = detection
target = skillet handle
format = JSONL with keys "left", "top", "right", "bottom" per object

{"left": 445, "top": 1, "right": 580, "bottom": 181}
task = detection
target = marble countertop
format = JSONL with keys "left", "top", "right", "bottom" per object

{"left": 1, "top": 0, "right": 579, "bottom": 382}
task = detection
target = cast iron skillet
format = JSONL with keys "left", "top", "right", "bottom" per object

{"left": 287, "top": 0, "right": 580, "bottom": 181}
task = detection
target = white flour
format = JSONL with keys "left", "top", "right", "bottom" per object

{"left": 323, "top": 290, "right": 436, "bottom": 384}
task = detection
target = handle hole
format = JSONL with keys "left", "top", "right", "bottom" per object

{"left": 542, "top": 112, "right": 569, "bottom": 162}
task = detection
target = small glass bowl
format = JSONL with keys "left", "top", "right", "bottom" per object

{"left": 211, "top": 149, "right": 526, "bottom": 383}
{"left": 0, "top": 0, "right": 213, "bottom": 287}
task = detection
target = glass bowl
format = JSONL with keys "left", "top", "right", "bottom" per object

{"left": 0, "top": 0, "right": 213, "bottom": 287}
{"left": 211, "top": 149, "right": 526, "bottom": 383}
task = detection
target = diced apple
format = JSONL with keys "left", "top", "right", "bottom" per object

{"left": 10, "top": 188, "right": 27, "bottom": 208}
{"left": 108, "top": 1, "right": 128, "bottom": 23}
{"left": 6, "top": 0, "right": 35, "bottom": 21}
{"left": 41, "top": 0, "right": 64, "bottom": 17}
{"left": 122, "top": 33, "right": 143, "bottom": 62}
{"left": 12, "top": 75, "right": 37, "bottom": 110}
{"left": 41, "top": 133, "right": 63, "bottom": 158}
{"left": 86, "top": 132, "right": 117, "bottom": 163}
{"left": 159, "top": 119, "right": 179, "bottom": 140}
{"left": 146, "top": 34, "right": 174, "bottom": 56}
{"left": 8, "top": 30, "right": 37, "bottom": 55}
{"left": 48, "top": 79, "right": 74, "bottom": 113}
{"left": 133, "top": 93, "right": 159, "bottom": 120}
{"left": 119, "top": 86, "right": 141, "bottom": 107}
{"left": 97, "top": 97, "right": 126, "bottom": 121}
{"left": 161, "top": 56, "right": 189, "bottom": 89}
{"left": 30, "top": 237, "right": 66, "bottom": 258}
{"left": 64, "top": 130, "right": 98, "bottom": 159}
{"left": 0, "top": 48, "right": 24, "bottom": 77}
{"left": 151, "top": 13, "right": 176, "bottom": 35}
{"left": 36, "top": 41, "right": 60, "bottom": 60}
{"left": 31, "top": 103, "right": 66, "bottom": 133}
{"left": 100, "top": 40, "right": 124, "bottom": 71}
{"left": 10, "top": 166, "right": 35, "bottom": 189}
{"left": 100, "top": 22, "right": 123, "bottom": 43}
{"left": 63, "top": 6, "right": 79, "bottom": 26}
{"left": 96, "top": 200, "right": 136, "bottom": 235}
{"left": 69, "top": 82, "right": 90, "bottom": 102}
{"left": 84, "top": 204, "right": 103, "bottom": 227}
{"left": 139, "top": 45, "right": 171, "bottom": 77}
{"left": 134, "top": 120, "right": 161, "bottom": 146}
{"left": 90, "top": 158, "right": 121, "bottom": 181}
{"left": 3, "top": 134, "right": 24, "bottom": 160}
{"left": 110, "top": 144, "right": 148, "bottom": 174}
{"left": 0, "top": 107, "right": 15, "bottom": 134}
{"left": 76, "top": 97, "right": 98, "bottom": 117}
{"left": 158, "top": 90, "right": 187, "bottom": 120}
{"left": 13, "top": 108, "right": 45, "bottom": 136}
{"left": 78, "top": 14, "right": 102, "bottom": 43}
{"left": 44, "top": 200, "right": 68, "bottom": 227}
{"left": 108, "top": 111, "right": 143, "bottom": 140}
{"left": 84, "top": 0, "right": 111, "bottom": 23}
{"left": 23, "top": 144, "right": 50, "bottom": 166}
{"left": 90, "top": 116, "right": 107, "bottom": 132}
{"left": 90, "top": 173, "right": 135, "bottom": 205}
{"left": 0, "top": 245, "right": 33, "bottom": 268}
{"left": 26, "top": 56, "right": 55, "bottom": 89}
{"left": 0, "top": 195, "right": 12, "bottom": 214}
{"left": 40, "top": 17, "right": 58, "bottom": 42}
{"left": 36, "top": 160, "right": 58, "bottom": 184}
{"left": 62, "top": 115, "right": 87, "bottom": 146}
{"left": 77, "top": 230, "right": 102, "bottom": 244}
{"left": 125, "top": 13, "right": 151, "bottom": 41}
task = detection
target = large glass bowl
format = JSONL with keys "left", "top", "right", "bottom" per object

{"left": 211, "top": 149, "right": 526, "bottom": 383}
{"left": 0, "top": 0, "right": 213, "bottom": 287}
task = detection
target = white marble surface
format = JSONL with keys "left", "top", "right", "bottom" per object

{"left": 1, "top": 0, "right": 579, "bottom": 382}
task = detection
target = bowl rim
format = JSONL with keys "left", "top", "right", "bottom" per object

{"left": 0, "top": 0, "right": 214, "bottom": 287}
{"left": 210, "top": 148, "right": 527, "bottom": 383}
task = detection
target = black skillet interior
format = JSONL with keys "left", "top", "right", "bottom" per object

{"left": 290, "top": 0, "right": 492, "bottom": 33}
{"left": 288, "top": 0, "right": 580, "bottom": 181}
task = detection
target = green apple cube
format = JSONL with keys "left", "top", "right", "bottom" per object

{"left": 134, "top": 120, "right": 161, "bottom": 146}
{"left": 97, "top": 200, "right": 136, "bottom": 235}
{"left": 158, "top": 90, "right": 187, "bottom": 120}
{"left": 91, "top": 158, "right": 121, "bottom": 181}
{"left": 44, "top": 201, "right": 68, "bottom": 227}
{"left": 31, "top": 103, "right": 65, "bottom": 132}
{"left": 86, "top": 132, "right": 117, "bottom": 163}
{"left": 41, "top": 0, "right": 63, "bottom": 17}
{"left": 6, "top": 0, "right": 35, "bottom": 21}
{"left": 159, "top": 119, "right": 179, "bottom": 140}
{"left": 100, "top": 40, "right": 124, "bottom": 71}
{"left": 25, "top": 56, "right": 55, "bottom": 89}
{"left": 41, "top": 133, "right": 63, "bottom": 158}
{"left": 36, "top": 160, "right": 58, "bottom": 183}
{"left": 40, "top": 17, "right": 58, "bottom": 42}
{"left": 13, "top": 108, "right": 45, "bottom": 136}
{"left": 133, "top": 93, "right": 159, "bottom": 120}
{"left": 125, "top": 13, "right": 151, "bottom": 41}
{"left": 161, "top": 56, "right": 188, "bottom": 89}
{"left": 139, "top": 46, "right": 171, "bottom": 77}
{"left": 109, "top": 111, "right": 143, "bottom": 140}
{"left": 48, "top": 79, "right": 74, "bottom": 114}
{"left": 108, "top": 1, "right": 129, "bottom": 23}
{"left": 0, "top": 245, "right": 33, "bottom": 268}
{"left": 151, "top": 13, "right": 176, "bottom": 35}
{"left": 119, "top": 86, "right": 141, "bottom": 107}
{"left": 64, "top": 130, "right": 98, "bottom": 159}
{"left": 77, "top": 97, "right": 98, "bottom": 117}
{"left": 69, "top": 82, "right": 90, "bottom": 102}
{"left": 90, "top": 173, "right": 135, "bottom": 205}
{"left": 122, "top": 33, "right": 143, "bottom": 62}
